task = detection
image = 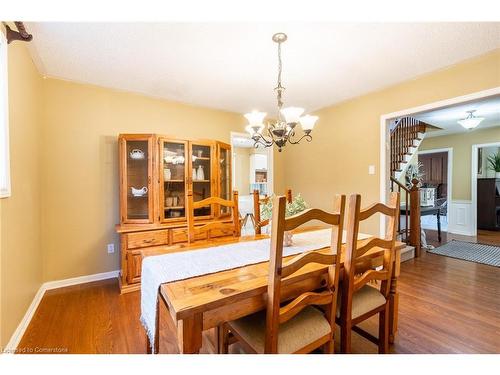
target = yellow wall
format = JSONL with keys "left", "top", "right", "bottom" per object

{"left": 420, "top": 126, "right": 500, "bottom": 200}
{"left": 273, "top": 148, "right": 286, "bottom": 195}
{"left": 1, "top": 42, "right": 43, "bottom": 346}
{"left": 41, "top": 78, "right": 245, "bottom": 281}
{"left": 283, "top": 49, "right": 500, "bottom": 234}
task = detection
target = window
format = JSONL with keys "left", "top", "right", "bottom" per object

{"left": 0, "top": 31, "right": 10, "bottom": 198}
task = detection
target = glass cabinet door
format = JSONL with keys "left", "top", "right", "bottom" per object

{"left": 160, "top": 139, "right": 188, "bottom": 222}
{"left": 120, "top": 136, "right": 154, "bottom": 223}
{"left": 190, "top": 142, "right": 213, "bottom": 219}
{"left": 217, "top": 142, "right": 232, "bottom": 216}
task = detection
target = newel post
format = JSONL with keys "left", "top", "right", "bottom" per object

{"left": 409, "top": 178, "right": 421, "bottom": 257}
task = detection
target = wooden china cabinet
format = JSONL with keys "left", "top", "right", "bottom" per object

{"left": 116, "top": 134, "right": 233, "bottom": 293}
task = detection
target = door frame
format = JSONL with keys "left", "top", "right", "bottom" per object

{"left": 471, "top": 141, "right": 500, "bottom": 236}
{"left": 379, "top": 86, "right": 500, "bottom": 237}
{"left": 417, "top": 148, "right": 453, "bottom": 230}
{"left": 230, "top": 131, "right": 274, "bottom": 196}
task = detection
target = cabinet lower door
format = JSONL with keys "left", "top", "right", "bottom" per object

{"left": 126, "top": 252, "right": 142, "bottom": 284}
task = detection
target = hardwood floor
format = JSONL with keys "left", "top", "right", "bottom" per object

{"left": 18, "top": 251, "right": 500, "bottom": 354}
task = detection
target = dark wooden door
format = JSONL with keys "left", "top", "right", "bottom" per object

{"left": 420, "top": 152, "right": 448, "bottom": 199}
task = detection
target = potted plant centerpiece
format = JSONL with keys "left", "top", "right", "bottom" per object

{"left": 261, "top": 194, "right": 309, "bottom": 246}
{"left": 487, "top": 151, "right": 500, "bottom": 178}
{"left": 405, "top": 161, "right": 425, "bottom": 188}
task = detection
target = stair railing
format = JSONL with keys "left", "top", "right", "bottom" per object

{"left": 390, "top": 177, "right": 421, "bottom": 257}
{"left": 390, "top": 117, "right": 426, "bottom": 176}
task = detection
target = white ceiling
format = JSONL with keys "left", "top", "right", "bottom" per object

{"left": 27, "top": 22, "right": 500, "bottom": 114}
{"left": 414, "top": 95, "right": 500, "bottom": 137}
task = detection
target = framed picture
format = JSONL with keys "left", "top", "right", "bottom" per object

{"left": 478, "top": 148, "right": 483, "bottom": 175}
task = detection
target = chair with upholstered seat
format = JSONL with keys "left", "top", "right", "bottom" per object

{"left": 219, "top": 194, "right": 346, "bottom": 354}
{"left": 338, "top": 192, "right": 399, "bottom": 353}
{"left": 253, "top": 189, "right": 292, "bottom": 234}
{"left": 186, "top": 190, "right": 240, "bottom": 243}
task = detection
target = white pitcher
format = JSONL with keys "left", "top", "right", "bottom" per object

{"left": 131, "top": 186, "right": 148, "bottom": 197}
{"left": 129, "top": 149, "right": 145, "bottom": 160}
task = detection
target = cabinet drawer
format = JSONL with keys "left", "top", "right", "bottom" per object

{"left": 170, "top": 228, "right": 207, "bottom": 244}
{"left": 126, "top": 252, "right": 142, "bottom": 284}
{"left": 127, "top": 230, "right": 169, "bottom": 249}
{"left": 210, "top": 227, "right": 235, "bottom": 238}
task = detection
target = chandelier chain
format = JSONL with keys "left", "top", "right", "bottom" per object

{"left": 276, "top": 41, "right": 284, "bottom": 118}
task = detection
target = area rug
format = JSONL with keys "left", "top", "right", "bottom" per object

{"left": 428, "top": 240, "right": 500, "bottom": 267}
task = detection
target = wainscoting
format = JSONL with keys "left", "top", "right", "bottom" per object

{"left": 448, "top": 200, "right": 474, "bottom": 236}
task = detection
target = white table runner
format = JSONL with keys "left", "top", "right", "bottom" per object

{"left": 140, "top": 228, "right": 371, "bottom": 351}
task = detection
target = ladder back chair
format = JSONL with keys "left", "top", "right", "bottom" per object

{"left": 186, "top": 190, "right": 240, "bottom": 243}
{"left": 220, "top": 194, "right": 346, "bottom": 354}
{"left": 339, "top": 192, "right": 400, "bottom": 353}
{"left": 253, "top": 189, "right": 292, "bottom": 234}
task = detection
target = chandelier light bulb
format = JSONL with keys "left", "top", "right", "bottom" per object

{"left": 280, "top": 107, "right": 304, "bottom": 124}
{"left": 244, "top": 111, "right": 267, "bottom": 127}
{"left": 299, "top": 115, "right": 318, "bottom": 132}
{"left": 245, "top": 124, "right": 264, "bottom": 135}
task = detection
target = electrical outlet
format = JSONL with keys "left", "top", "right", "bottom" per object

{"left": 107, "top": 243, "right": 115, "bottom": 254}
{"left": 368, "top": 165, "right": 375, "bottom": 175}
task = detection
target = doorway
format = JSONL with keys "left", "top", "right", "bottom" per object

{"left": 417, "top": 148, "right": 452, "bottom": 234}
{"left": 230, "top": 132, "right": 273, "bottom": 234}
{"left": 472, "top": 142, "right": 500, "bottom": 235}
{"left": 379, "top": 87, "right": 500, "bottom": 238}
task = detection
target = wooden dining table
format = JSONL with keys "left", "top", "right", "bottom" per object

{"left": 142, "top": 228, "right": 405, "bottom": 354}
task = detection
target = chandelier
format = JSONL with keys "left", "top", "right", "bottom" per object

{"left": 244, "top": 33, "right": 318, "bottom": 152}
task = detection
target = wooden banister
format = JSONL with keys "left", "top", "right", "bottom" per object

{"left": 409, "top": 179, "right": 421, "bottom": 257}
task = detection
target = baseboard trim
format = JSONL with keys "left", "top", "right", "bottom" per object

{"left": 447, "top": 228, "right": 476, "bottom": 237}
{"left": 3, "top": 284, "right": 46, "bottom": 353}
{"left": 43, "top": 270, "right": 120, "bottom": 291}
{"left": 4, "top": 270, "right": 119, "bottom": 353}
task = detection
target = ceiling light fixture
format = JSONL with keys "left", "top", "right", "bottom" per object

{"left": 243, "top": 33, "right": 318, "bottom": 152}
{"left": 457, "top": 110, "right": 484, "bottom": 130}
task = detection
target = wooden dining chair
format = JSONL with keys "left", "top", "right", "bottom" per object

{"left": 219, "top": 194, "right": 346, "bottom": 354}
{"left": 253, "top": 189, "right": 292, "bottom": 234}
{"left": 186, "top": 190, "right": 240, "bottom": 243}
{"left": 338, "top": 192, "right": 400, "bottom": 354}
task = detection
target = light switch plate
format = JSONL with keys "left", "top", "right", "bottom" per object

{"left": 107, "top": 243, "right": 115, "bottom": 254}
{"left": 368, "top": 165, "right": 375, "bottom": 175}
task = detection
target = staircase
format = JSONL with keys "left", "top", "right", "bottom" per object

{"left": 390, "top": 117, "right": 427, "bottom": 180}
{"left": 389, "top": 116, "right": 429, "bottom": 259}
